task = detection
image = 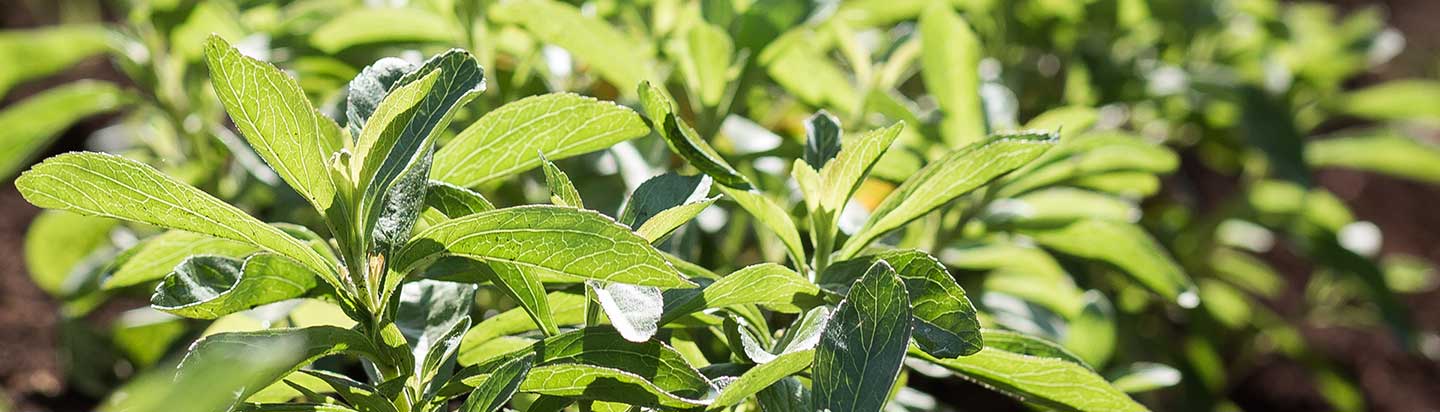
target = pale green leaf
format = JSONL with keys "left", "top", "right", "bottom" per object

{"left": 759, "top": 30, "right": 859, "bottom": 113}
{"left": 103, "top": 231, "right": 259, "bottom": 290}
{"left": 24, "top": 210, "right": 116, "bottom": 296}
{"left": 490, "top": 0, "right": 655, "bottom": 89}
{"left": 639, "top": 81, "right": 751, "bottom": 189}
{"left": 205, "top": 35, "right": 345, "bottom": 215}
{"left": 1021, "top": 219, "right": 1198, "bottom": 307}
{"left": 459, "top": 291, "right": 586, "bottom": 364}
{"left": 912, "top": 344, "right": 1147, "bottom": 412}
{"left": 635, "top": 198, "right": 718, "bottom": 243}
{"left": 151, "top": 254, "right": 319, "bottom": 320}
{"left": 396, "top": 206, "right": 693, "bottom": 288}
{"left": 619, "top": 173, "right": 712, "bottom": 228}
{"left": 0, "top": 81, "right": 131, "bottom": 178}
{"left": 298, "top": 370, "right": 399, "bottom": 412}
{"left": 998, "top": 132, "right": 1176, "bottom": 198}
{"left": 486, "top": 262, "right": 558, "bottom": 337}
{"left": 981, "top": 329, "right": 1091, "bottom": 368}
{"left": 0, "top": 25, "right": 111, "bottom": 98}
{"left": 841, "top": 131, "right": 1057, "bottom": 258}
{"left": 815, "top": 122, "right": 903, "bottom": 212}
{"left": 16, "top": 152, "right": 337, "bottom": 286}
{"left": 661, "top": 263, "right": 821, "bottom": 324}
{"left": 721, "top": 187, "right": 807, "bottom": 270}
{"left": 461, "top": 353, "right": 533, "bottom": 412}
{"left": 344, "top": 57, "right": 414, "bottom": 135}
{"left": 310, "top": 7, "right": 458, "bottom": 54}
{"left": 919, "top": 2, "right": 985, "bottom": 147}
{"left": 539, "top": 155, "right": 583, "bottom": 207}
{"left": 1329, "top": 79, "right": 1440, "bottom": 123}
{"left": 1306, "top": 131, "right": 1440, "bottom": 183}
{"left": 1108, "top": 362, "right": 1182, "bottom": 394}
{"left": 177, "top": 327, "right": 389, "bottom": 405}
{"left": 425, "top": 181, "right": 496, "bottom": 216}
{"left": 433, "top": 93, "right": 649, "bottom": 188}
{"left": 821, "top": 250, "right": 982, "bottom": 358}
{"left": 710, "top": 350, "right": 815, "bottom": 409}
{"left": 677, "top": 22, "right": 733, "bottom": 107}
{"left": 813, "top": 261, "right": 910, "bottom": 412}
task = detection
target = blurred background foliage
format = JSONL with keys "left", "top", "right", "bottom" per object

{"left": 1, "top": 0, "right": 1439, "bottom": 411}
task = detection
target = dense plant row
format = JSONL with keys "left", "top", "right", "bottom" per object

{"left": 4, "top": 0, "right": 1439, "bottom": 411}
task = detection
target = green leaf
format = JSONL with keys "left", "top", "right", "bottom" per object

{"left": 985, "top": 188, "right": 1139, "bottom": 227}
{"left": 981, "top": 329, "right": 1091, "bottom": 368}
{"left": 661, "top": 263, "right": 821, "bottom": 324}
{"left": 812, "top": 261, "right": 911, "bottom": 412}
{"left": 242, "top": 404, "right": 361, "bottom": 412}
{"left": 151, "top": 254, "right": 319, "bottom": 320}
{"left": 1306, "top": 130, "right": 1440, "bottom": 184}
{"left": 16, "top": 152, "right": 338, "bottom": 287}
{"left": 1061, "top": 291, "right": 1117, "bottom": 368}
{"left": 756, "top": 377, "right": 811, "bottom": 412}
{"left": 24, "top": 210, "right": 116, "bottom": 296}
{"left": 804, "top": 111, "right": 843, "bottom": 169}
{"left": 425, "top": 181, "right": 496, "bottom": 217}
{"left": 639, "top": 81, "right": 751, "bottom": 189}
{"left": 759, "top": 30, "right": 859, "bottom": 113}
{"left": 486, "top": 262, "right": 559, "bottom": 338}
{"left": 635, "top": 198, "right": 718, "bottom": 244}
{"left": 177, "top": 326, "right": 388, "bottom": 405}
{"left": 310, "top": 7, "right": 457, "bottom": 54}
{"left": 352, "top": 50, "right": 486, "bottom": 254}
{"left": 204, "top": 35, "right": 345, "bottom": 217}
{"left": 0, "top": 25, "right": 112, "bottom": 99}
{"left": 588, "top": 280, "right": 663, "bottom": 342}
{"left": 433, "top": 93, "right": 649, "bottom": 188}
{"left": 620, "top": 172, "right": 716, "bottom": 243}
{"left": 103, "top": 231, "right": 259, "bottom": 290}
{"left": 396, "top": 279, "right": 477, "bottom": 389}
{"left": 459, "top": 291, "right": 586, "bottom": 364}
{"left": 919, "top": 2, "right": 985, "bottom": 147}
{"left": 733, "top": 306, "right": 830, "bottom": 364}
{"left": 911, "top": 344, "right": 1147, "bottom": 412}
{"left": 489, "top": 0, "right": 655, "bottom": 90}
{"left": 1329, "top": 79, "right": 1440, "bottom": 123}
{"left": 0, "top": 81, "right": 131, "bottom": 179}
{"left": 997, "top": 132, "right": 1176, "bottom": 198}
{"left": 298, "top": 370, "right": 399, "bottom": 412}
{"left": 841, "top": 131, "right": 1058, "bottom": 258}
{"left": 814, "top": 123, "right": 904, "bottom": 214}
{"left": 720, "top": 187, "right": 807, "bottom": 270}
{"left": 710, "top": 350, "right": 815, "bottom": 409}
{"left": 344, "top": 57, "right": 414, "bottom": 135}
{"left": 1021, "top": 219, "right": 1198, "bottom": 307}
{"left": 676, "top": 22, "right": 733, "bottom": 107}
{"left": 104, "top": 333, "right": 310, "bottom": 412}
{"left": 396, "top": 206, "right": 693, "bottom": 288}
{"left": 539, "top": 155, "right": 583, "bottom": 207}
{"left": 820, "top": 250, "right": 982, "bottom": 358}
{"left": 1107, "top": 362, "right": 1182, "bottom": 394}
{"left": 948, "top": 241, "right": 1085, "bottom": 317}
{"left": 461, "top": 354, "right": 533, "bottom": 412}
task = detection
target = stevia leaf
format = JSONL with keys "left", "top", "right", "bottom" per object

{"left": 15, "top": 152, "right": 337, "bottom": 287}
{"left": 1329, "top": 79, "right": 1440, "bottom": 123}
{"left": 820, "top": 250, "right": 982, "bottom": 358}
{"left": 310, "top": 7, "right": 457, "bottom": 54}
{"left": 486, "top": 262, "right": 558, "bottom": 337}
{"left": 985, "top": 188, "right": 1138, "bottom": 227}
{"left": 677, "top": 22, "right": 733, "bottom": 107}
{"left": 981, "top": 329, "right": 1091, "bottom": 368}
{"left": 103, "top": 231, "right": 259, "bottom": 290}
{"left": 0, "top": 25, "right": 112, "bottom": 99}
{"left": 759, "top": 30, "right": 859, "bottom": 112}
{"left": 804, "top": 111, "right": 843, "bottom": 170}
{"left": 1021, "top": 219, "right": 1198, "bottom": 307}
{"left": 244, "top": 404, "right": 360, "bottom": 412}
{"left": 0, "top": 81, "right": 131, "bottom": 179}
{"left": 756, "top": 377, "right": 811, "bottom": 412}
{"left": 812, "top": 261, "right": 911, "bottom": 412}
{"left": 396, "top": 206, "right": 693, "bottom": 288}
{"left": 1062, "top": 291, "right": 1117, "bottom": 368}
{"left": 490, "top": 0, "right": 655, "bottom": 90}
{"left": 151, "top": 254, "right": 319, "bottom": 320}
{"left": 1107, "top": 362, "right": 1182, "bottom": 394}
{"left": 1024, "top": 106, "right": 1100, "bottom": 140}
{"left": 204, "top": 35, "right": 345, "bottom": 217}
{"left": 396, "top": 279, "right": 477, "bottom": 390}
{"left": 1306, "top": 130, "right": 1440, "bottom": 184}
{"left": 911, "top": 343, "right": 1147, "bottom": 412}
{"left": 947, "top": 241, "right": 1085, "bottom": 317}
{"left": 520, "top": 364, "right": 707, "bottom": 409}
{"left": 425, "top": 181, "right": 496, "bottom": 216}
{"left": 433, "top": 93, "right": 649, "bottom": 188}
{"left": 344, "top": 57, "right": 414, "bottom": 135}
{"left": 458, "top": 291, "right": 586, "bottom": 363}
{"left": 815, "top": 123, "right": 904, "bottom": 213}
{"left": 660, "top": 263, "right": 821, "bottom": 324}
{"left": 919, "top": 2, "right": 986, "bottom": 147}
{"left": 352, "top": 50, "right": 486, "bottom": 254}
{"left": 997, "top": 132, "right": 1176, "bottom": 197}
{"left": 720, "top": 187, "right": 807, "bottom": 269}
{"left": 635, "top": 197, "right": 718, "bottom": 243}
{"left": 639, "top": 81, "right": 752, "bottom": 189}
{"left": 841, "top": 131, "right": 1057, "bottom": 258}
{"left": 298, "top": 370, "right": 399, "bottom": 412}
{"left": 177, "top": 326, "right": 389, "bottom": 405}
{"left": 710, "top": 350, "right": 815, "bottom": 409}
{"left": 104, "top": 332, "right": 309, "bottom": 412}
{"left": 619, "top": 173, "right": 713, "bottom": 228}
{"left": 539, "top": 155, "right": 583, "bottom": 208}
{"left": 461, "top": 353, "right": 533, "bottom": 412}
{"left": 24, "top": 210, "right": 116, "bottom": 296}
{"left": 587, "top": 280, "right": 663, "bottom": 342}
{"left": 734, "top": 306, "right": 831, "bottom": 364}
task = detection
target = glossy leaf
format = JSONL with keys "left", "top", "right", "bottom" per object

{"left": 813, "top": 261, "right": 911, "bottom": 412}
{"left": 396, "top": 206, "right": 693, "bottom": 288}
{"left": 821, "top": 250, "right": 982, "bottom": 357}
{"left": 588, "top": 280, "right": 663, "bottom": 342}
{"left": 205, "top": 35, "right": 345, "bottom": 217}
{"left": 842, "top": 131, "right": 1057, "bottom": 258}
{"left": 433, "top": 93, "right": 649, "bottom": 188}
{"left": 151, "top": 254, "right": 318, "bottom": 320}
{"left": 0, "top": 81, "right": 131, "bottom": 178}
{"left": 16, "top": 152, "right": 337, "bottom": 286}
